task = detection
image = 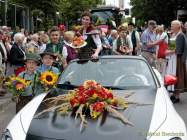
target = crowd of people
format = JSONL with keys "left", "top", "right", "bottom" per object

{"left": 0, "top": 11, "right": 187, "bottom": 106}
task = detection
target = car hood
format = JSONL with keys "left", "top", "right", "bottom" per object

{"left": 26, "top": 88, "right": 159, "bottom": 140}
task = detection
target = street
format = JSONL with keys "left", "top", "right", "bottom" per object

{"left": 174, "top": 93, "right": 187, "bottom": 125}
{"left": 0, "top": 102, "right": 16, "bottom": 136}
{"left": 0, "top": 93, "right": 187, "bottom": 137}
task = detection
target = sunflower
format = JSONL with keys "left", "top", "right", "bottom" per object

{"left": 40, "top": 71, "right": 58, "bottom": 86}
{"left": 15, "top": 77, "right": 31, "bottom": 87}
{"left": 16, "top": 83, "right": 25, "bottom": 91}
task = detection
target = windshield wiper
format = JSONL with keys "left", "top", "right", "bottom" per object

{"left": 57, "top": 82, "right": 126, "bottom": 90}
{"left": 103, "top": 86, "right": 127, "bottom": 90}
{"left": 57, "top": 82, "right": 78, "bottom": 90}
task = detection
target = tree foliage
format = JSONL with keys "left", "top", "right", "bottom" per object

{"left": 130, "top": 0, "right": 187, "bottom": 26}
{"left": 11, "top": 0, "right": 103, "bottom": 22}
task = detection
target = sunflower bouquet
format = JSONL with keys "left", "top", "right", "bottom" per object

{"left": 5, "top": 76, "right": 31, "bottom": 96}
{"left": 36, "top": 80, "right": 151, "bottom": 131}
{"left": 39, "top": 71, "right": 58, "bottom": 91}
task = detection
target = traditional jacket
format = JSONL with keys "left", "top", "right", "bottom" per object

{"left": 63, "top": 41, "right": 77, "bottom": 63}
{"left": 78, "top": 26, "right": 98, "bottom": 59}
{"left": 37, "top": 64, "right": 60, "bottom": 75}
{"left": 46, "top": 42, "right": 63, "bottom": 54}
{"left": 18, "top": 71, "right": 38, "bottom": 96}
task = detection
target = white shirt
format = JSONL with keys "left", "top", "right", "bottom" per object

{"left": 126, "top": 35, "right": 133, "bottom": 49}
{"left": 39, "top": 44, "right": 46, "bottom": 54}
{"left": 156, "top": 32, "right": 168, "bottom": 44}
{"left": 82, "top": 29, "right": 102, "bottom": 49}
{"left": 129, "top": 30, "right": 140, "bottom": 44}
{"left": 0, "top": 41, "right": 7, "bottom": 60}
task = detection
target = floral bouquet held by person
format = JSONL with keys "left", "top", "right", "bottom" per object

{"left": 72, "top": 36, "right": 87, "bottom": 49}
{"left": 5, "top": 76, "right": 31, "bottom": 96}
{"left": 39, "top": 71, "right": 58, "bottom": 91}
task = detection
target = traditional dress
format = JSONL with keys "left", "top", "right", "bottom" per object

{"left": 78, "top": 27, "right": 102, "bottom": 59}
{"left": 175, "top": 32, "right": 187, "bottom": 93}
{"left": 62, "top": 41, "right": 77, "bottom": 63}
{"left": 166, "top": 32, "right": 187, "bottom": 93}
{"left": 116, "top": 35, "right": 133, "bottom": 55}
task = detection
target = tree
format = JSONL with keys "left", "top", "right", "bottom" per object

{"left": 57, "top": 0, "right": 103, "bottom": 26}
{"left": 11, "top": 0, "right": 103, "bottom": 30}
{"left": 130, "top": 0, "right": 187, "bottom": 26}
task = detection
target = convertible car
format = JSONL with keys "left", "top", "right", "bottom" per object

{"left": 2, "top": 56, "right": 187, "bottom": 140}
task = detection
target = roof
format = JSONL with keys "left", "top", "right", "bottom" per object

{"left": 91, "top": 6, "right": 120, "bottom": 12}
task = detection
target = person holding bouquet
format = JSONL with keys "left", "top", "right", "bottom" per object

{"left": 16, "top": 53, "right": 40, "bottom": 112}
{"left": 168, "top": 20, "right": 187, "bottom": 103}
{"left": 78, "top": 11, "right": 102, "bottom": 59}
{"left": 116, "top": 26, "right": 133, "bottom": 55}
{"left": 38, "top": 50, "right": 60, "bottom": 75}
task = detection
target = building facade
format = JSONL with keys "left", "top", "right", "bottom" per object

{"left": 0, "top": 0, "right": 31, "bottom": 31}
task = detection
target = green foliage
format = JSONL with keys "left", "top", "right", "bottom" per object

{"left": 58, "top": 0, "right": 103, "bottom": 24}
{"left": 130, "top": 0, "right": 187, "bottom": 26}
{"left": 121, "top": 17, "right": 132, "bottom": 24}
{"left": 11, "top": 0, "right": 103, "bottom": 30}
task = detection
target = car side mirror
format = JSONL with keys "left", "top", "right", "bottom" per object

{"left": 164, "top": 74, "right": 177, "bottom": 86}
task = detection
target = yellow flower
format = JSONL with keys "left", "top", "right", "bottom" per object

{"left": 40, "top": 71, "right": 58, "bottom": 86}
{"left": 83, "top": 80, "right": 97, "bottom": 88}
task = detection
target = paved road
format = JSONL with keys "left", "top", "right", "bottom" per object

{"left": 0, "top": 102, "right": 16, "bottom": 136}
{"left": 0, "top": 93, "right": 187, "bottom": 137}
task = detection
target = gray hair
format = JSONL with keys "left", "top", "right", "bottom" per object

{"left": 111, "top": 29, "right": 118, "bottom": 35}
{"left": 31, "top": 33, "right": 39, "bottom": 41}
{"left": 171, "top": 20, "right": 181, "bottom": 26}
{"left": 14, "top": 33, "right": 25, "bottom": 43}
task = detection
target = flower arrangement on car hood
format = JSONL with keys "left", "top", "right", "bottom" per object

{"left": 36, "top": 80, "right": 150, "bottom": 131}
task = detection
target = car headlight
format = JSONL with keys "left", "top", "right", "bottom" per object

{"left": 1, "top": 129, "right": 13, "bottom": 140}
{"left": 169, "top": 137, "right": 182, "bottom": 140}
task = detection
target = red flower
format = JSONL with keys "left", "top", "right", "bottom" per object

{"left": 91, "top": 102, "right": 105, "bottom": 112}
{"left": 78, "top": 86, "right": 85, "bottom": 92}
{"left": 84, "top": 88, "right": 95, "bottom": 97}
{"left": 70, "top": 97, "right": 79, "bottom": 107}
{"left": 107, "top": 93, "right": 113, "bottom": 99}
{"left": 77, "top": 95, "right": 86, "bottom": 104}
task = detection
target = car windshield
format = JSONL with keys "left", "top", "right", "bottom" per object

{"left": 59, "top": 58, "right": 156, "bottom": 89}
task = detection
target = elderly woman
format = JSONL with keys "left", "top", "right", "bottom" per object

{"left": 168, "top": 20, "right": 187, "bottom": 103}
{"left": 26, "top": 33, "right": 39, "bottom": 53}
{"left": 9, "top": 33, "right": 26, "bottom": 75}
{"left": 38, "top": 33, "right": 49, "bottom": 54}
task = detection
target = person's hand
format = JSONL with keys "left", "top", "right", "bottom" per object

{"left": 103, "top": 45, "right": 108, "bottom": 48}
{"left": 165, "top": 50, "right": 175, "bottom": 55}
{"left": 91, "top": 53, "right": 99, "bottom": 59}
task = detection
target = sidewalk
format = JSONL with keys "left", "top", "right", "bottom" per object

{"left": 0, "top": 93, "right": 12, "bottom": 113}
{"left": 174, "top": 92, "right": 187, "bottom": 125}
